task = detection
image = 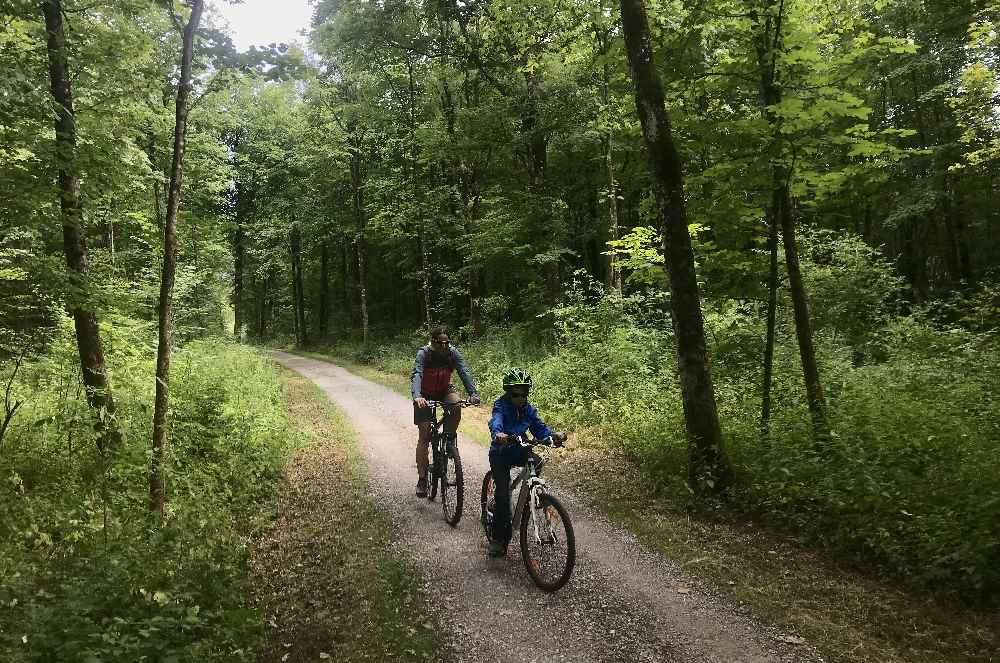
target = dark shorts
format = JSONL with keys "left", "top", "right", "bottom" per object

{"left": 413, "top": 385, "right": 458, "bottom": 425}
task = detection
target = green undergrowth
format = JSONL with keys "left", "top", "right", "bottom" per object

{"left": 548, "top": 448, "right": 999, "bottom": 663}
{"left": 255, "top": 369, "right": 447, "bottom": 662}
{"left": 0, "top": 322, "right": 294, "bottom": 661}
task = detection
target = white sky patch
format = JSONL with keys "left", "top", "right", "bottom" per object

{"left": 211, "top": 0, "right": 313, "bottom": 51}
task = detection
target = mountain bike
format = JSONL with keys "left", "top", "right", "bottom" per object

{"left": 424, "top": 399, "right": 472, "bottom": 526}
{"left": 480, "top": 436, "right": 576, "bottom": 591}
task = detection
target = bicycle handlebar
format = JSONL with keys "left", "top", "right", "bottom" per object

{"left": 495, "top": 434, "right": 564, "bottom": 449}
{"left": 424, "top": 399, "right": 476, "bottom": 408}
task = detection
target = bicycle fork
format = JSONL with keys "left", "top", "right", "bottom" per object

{"left": 514, "top": 478, "right": 558, "bottom": 546}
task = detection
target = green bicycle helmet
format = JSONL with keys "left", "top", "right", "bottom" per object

{"left": 502, "top": 367, "right": 533, "bottom": 391}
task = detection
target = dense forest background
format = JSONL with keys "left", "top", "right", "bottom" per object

{"left": 1, "top": 0, "right": 999, "bottom": 659}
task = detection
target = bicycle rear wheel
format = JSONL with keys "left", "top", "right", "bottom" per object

{"left": 441, "top": 441, "right": 464, "bottom": 526}
{"left": 480, "top": 471, "right": 495, "bottom": 540}
{"left": 520, "top": 492, "right": 575, "bottom": 592}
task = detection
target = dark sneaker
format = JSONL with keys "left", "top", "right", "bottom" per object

{"left": 415, "top": 477, "right": 428, "bottom": 497}
{"left": 487, "top": 541, "right": 507, "bottom": 558}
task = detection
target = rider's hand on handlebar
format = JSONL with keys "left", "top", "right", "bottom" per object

{"left": 414, "top": 397, "right": 428, "bottom": 409}
{"left": 469, "top": 394, "right": 481, "bottom": 406}
{"left": 494, "top": 432, "right": 509, "bottom": 445}
{"left": 552, "top": 432, "right": 567, "bottom": 447}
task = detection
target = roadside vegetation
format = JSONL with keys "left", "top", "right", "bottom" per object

{"left": 0, "top": 332, "right": 293, "bottom": 661}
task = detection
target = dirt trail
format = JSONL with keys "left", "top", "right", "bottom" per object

{"left": 271, "top": 351, "right": 823, "bottom": 663}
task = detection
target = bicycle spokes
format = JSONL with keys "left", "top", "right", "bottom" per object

{"left": 520, "top": 493, "right": 575, "bottom": 592}
{"left": 440, "top": 442, "right": 463, "bottom": 527}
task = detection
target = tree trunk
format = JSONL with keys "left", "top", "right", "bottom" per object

{"left": 349, "top": 131, "right": 369, "bottom": 348}
{"left": 755, "top": 0, "right": 827, "bottom": 438}
{"left": 420, "top": 235, "right": 433, "bottom": 330}
{"left": 42, "top": 0, "right": 120, "bottom": 450}
{"left": 233, "top": 223, "right": 244, "bottom": 336}
{"left": 778, "top": 190, "right": 827, "bottom": 434}
{"left": 760, "top": 198, "right": 780, "bottom": 434}
{"left": 597, "top": 26, "right": 622, "bottom": 293}
{"left": 289, "top": 221, "right": 307, "bottom": 346}
{"left": 406, "top": 60, "right": 433, "bottom": 332}
{"left": 523, "top": 71, "right": 560, "bottom": 303}
{"left": 150, "top": 0, "right": 204, "bottom": 516}
{"left": 319, "top": 238, "right": 329, "bottom": 338}
{"left": 618, "top": 0, "right": 731, "bottom": 492}
{"left": 342, "top": 239, "right": 356, "bottom": 327}
{"left": 146, "top": 129, "right": 164, "bottom": 230}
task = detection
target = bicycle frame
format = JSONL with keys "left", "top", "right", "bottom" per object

{"left": 426, "top": 400, "right": 466, "bottom": 448}
{"left": 508, "top": 444, "right": 558, "bottom": 546}
{"left": 426, "top": 399, "right": 470, "bottom": 472}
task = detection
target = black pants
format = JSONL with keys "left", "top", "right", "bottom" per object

{"left": 489, "top": 444, "right": 540, "bottom": 545}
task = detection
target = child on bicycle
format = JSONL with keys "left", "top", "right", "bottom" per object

{"left": 487, "top": 368, "right": 566, "bottom": 558}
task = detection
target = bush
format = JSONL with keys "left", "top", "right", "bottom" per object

{"left": 0, "top": 323, "right": 294, "bottom": 661}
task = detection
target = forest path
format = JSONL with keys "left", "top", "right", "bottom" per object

{"left": 270, "top": 351, "right": 822, "bottom": 663}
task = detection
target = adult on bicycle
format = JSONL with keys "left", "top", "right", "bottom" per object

{"left": 488, "top": 368, "right": 566, "bottom": 558}
{"left": 411, "top": 325, "right": 480, "bottom": 497}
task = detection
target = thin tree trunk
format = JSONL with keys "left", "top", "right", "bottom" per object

{"left": 349, "top": 131, "right": 369, "bottom": 348}
{"left": 146, "top": 129, "right": 165, "bottom": 230}
{"left": 150, "top": 0, "right": 204, "bottom": 516}
{"left": 755, "top": 0, "right": 827, "bottom": 437}
{"left": 289, "top": 226, "right": 301, "bottom": 346}
{"left": 42, "top": 0, "right": 120, "bottom": 450}
{"left": 597, "top": 26, "right": 622, "bottom": 293}
{"left": 420, "top": 235, "right": 432, "bottom": 330}
{"left": 406, "top": 60, "right": 433, "bottom": 332}
{"left": 319, "top": 238, "right": 329, "bottom": 338}
{"left": 618, "top": 0, "right": 731, "bottom": 492}
{"left": 778, "top": 190, "right": 827, "bottom": 434}
{"left": 342, "top": 239, "right": 356, "bottom": 327}
{"left": 233, "top": 223, "right": 244, "bottom": 336}
{"left": 289, "top": 221, "right": 306, "bottom": 346}
{"left": 523, "top": 71, "right": 560, "bottom": 303}
{"left": 293, "top": 223, "right": 307, "bottom": 345}
{"left": 761, "top": 199, "right": 780, "bottom": 434}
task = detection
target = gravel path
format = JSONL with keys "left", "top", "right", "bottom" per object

{"left": 271, "top": 351, "right": 824, "bottom": 663}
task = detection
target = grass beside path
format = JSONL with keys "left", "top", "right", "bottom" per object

{"left": 285, "top": 347, "right": 999, "bottom": 663}
{"left": 250, "top": 367, "right": 449, "bottom": 662}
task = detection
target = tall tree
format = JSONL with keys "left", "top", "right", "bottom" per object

{"left": 618, "top": 0, "right": 731, "bottom": 491}
{"left": 150, "top": 0, "right": 204, "bottom": 515}
{"left": 41, "top": 0, "right": 121, "bottom": 450}
{"left": 754, "top": 0, "right": 827, "bottom": 434}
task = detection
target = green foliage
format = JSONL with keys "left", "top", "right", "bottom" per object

{"left": 797, "top": 228, "right": 905, "bottom": 350}
{"left": 335, "top": 250, "right": 1000, "bottom": 598}
{"left": 0, "top": 330, "right": 294, "bottom": 661}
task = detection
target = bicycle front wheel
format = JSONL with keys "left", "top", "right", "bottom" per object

{"left": 441, "top": 441, "right": 464, "bottom": 526}
{"left": 520, "top": 492, "right": 575, "bottom": 592}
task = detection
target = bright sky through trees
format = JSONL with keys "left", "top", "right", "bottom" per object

{"left": 212, "top": 0, "right": 312, "bottom": 51}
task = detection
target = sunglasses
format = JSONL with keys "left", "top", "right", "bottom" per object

{"left": 431, "top": 338, "right": 450, "bottom": 346}
{"left": 508, "top": 389, "right": 529, "bottom": 398}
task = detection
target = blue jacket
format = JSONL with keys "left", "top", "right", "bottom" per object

{"left": 488, "top": 396, "right": 554, "bottom": 443}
